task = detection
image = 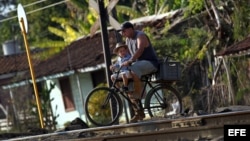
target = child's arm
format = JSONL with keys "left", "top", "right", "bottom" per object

{"left": 110, "top": 60, "right": 120, "bottom": 71}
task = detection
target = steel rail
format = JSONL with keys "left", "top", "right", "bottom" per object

{"left": 6, "top": 110, "right": 250, "bottom": 141}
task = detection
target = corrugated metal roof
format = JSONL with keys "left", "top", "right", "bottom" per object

{"left": 216, "top": 36, "right": 250, "bottom": 56}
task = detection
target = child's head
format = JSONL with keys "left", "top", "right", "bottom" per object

{"left": 113, "top": 42, "right": 128, "bottom": 57}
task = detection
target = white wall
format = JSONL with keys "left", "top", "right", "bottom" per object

{"left": 70, "top": 73, "right": 94, "bottom": 123}
{"left": 47, "top": 79, "right": 78, "bottom": 129}
{"left": 47, "top": 72, "right": 94, "bottom": 129}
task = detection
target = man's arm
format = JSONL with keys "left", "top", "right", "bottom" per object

{"left": 129, "top": 34, "right": 149, "bottom": 62}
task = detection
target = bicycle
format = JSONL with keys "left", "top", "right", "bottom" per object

{"left": 84, "top": 59, "right": 182, "bottom": 126}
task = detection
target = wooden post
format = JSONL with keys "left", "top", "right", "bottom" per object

{"left": 19, "top": 17, "right": 44, "bottom": 128}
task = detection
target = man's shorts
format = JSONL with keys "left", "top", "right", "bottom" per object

{"left": 129, "top": 60, "right": 158, "bottom": 78}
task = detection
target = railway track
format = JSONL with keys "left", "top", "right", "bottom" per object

{"left": 6, "top": 109, "right": 250, "bottom": 141}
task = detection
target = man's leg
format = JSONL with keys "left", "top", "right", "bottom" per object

{"left": 128, "top": 71, "right": 145, "bottom": 123}
{"left": 129, "top": 60, "right": 157, "bottom": 99}
{"left": 128, "top": 61, "right": 157, "bottom": 123}
{"left": 129, "top": 95, "right": 145, "bottom": 123}
{"left": 130, "top": 71, "right": 143, "bottom": 98}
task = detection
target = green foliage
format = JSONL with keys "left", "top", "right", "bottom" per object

{"left": 48, "top": 17, "right": 82, "bottom": 42}
{"left": 183, "top": 28, "right": 211, "bottom": 60}
{"left": 29, "top": 82, "right": 59, "bottom": 130}
{"left": 21, "top": 0, "right": 70, "bottom": 41}
{"left": 68, "top": 0, "right": 88, "bottom": 12}
{"left": 117, "top": 0, "right": 186, "bottom": 20}
{"left": 32, "top": 0, "right": 92, "bottom": 57}
{"left": 147, "top": 0, "right": 157, "bottom": 15}
{"left": 152, "top": 0, "right": 187, "bottom": 13}
{"left": 152, "top": 35, "right": 186, "bottom": 59}
{"left": 0, "top": 0, "right": 71, "bottom": 54}
{"left": 0, "top": 20, "right": 17, "bottom": 45}
{"left": 184, "top": 0, "right": 204, "bottom": 17}
{"left": 236, "top": 89, "right": 248, "bottom": 103}
{"left": 116, "top": 5, "right": 142, "bottom": 20}
{"left": 0, "top": 0, "right": 16, "bottom": 39}
{"left": 151, "top": 24, "right": 212, "bottom": 63}
{"left": 229, "top": 57, "right": 250, "bottom": 104}
{"left": 231, "top": 0, "right": 250, "bottom": 40}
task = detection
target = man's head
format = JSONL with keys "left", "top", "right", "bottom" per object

{"left": 118, "top": 21, "right": 134, "bottom": 38}
{"left": 118, "top": 21, "right": 134, "bottom": 31}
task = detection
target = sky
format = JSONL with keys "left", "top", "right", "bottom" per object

{"left": 0, "top": 4, "right": 15, "bottom": 16}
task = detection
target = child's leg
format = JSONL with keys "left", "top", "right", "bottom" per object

{"left": 121, "top": 73, "right": 128, "bottom": 87}
{"left": 111, "top": 74, "right": 115, "bottom": 82}
{"left": 111, "top": 74, "right": 121, "bottom": 88}
{"left": 119, "top": 72, "right": 129, "bottom": 92}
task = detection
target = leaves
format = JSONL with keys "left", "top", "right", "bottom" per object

{"left": 184, "top": 0, "right": 204, "bottom": 17}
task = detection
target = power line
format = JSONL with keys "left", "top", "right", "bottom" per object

{"left": 0, "top": 0, "right": 47, "bottom": 21}
{"left": 26, "top": 0, "right": 69, "bottom": 14}
{"left": 6, "top": 0, "right": 47, "bottom": 13}
{"left": 0, "top": 14, "right": 17, "bottom": 23}
{"left": 0, "top": 0, "right": 69, "bottom": 23}
{"left": 23, "top": 0, "right": 47, "bottom": 8}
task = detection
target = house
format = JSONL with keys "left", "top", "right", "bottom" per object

{"left": 215, "top": 35, "right": 250, "bottom": 105}
{"left": 0, "top": 10, "right": 182, "bottom": 129}
{"left": 0, "top": 31, "right": 117, "bottom": 129}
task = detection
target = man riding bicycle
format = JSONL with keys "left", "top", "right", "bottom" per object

{"left": 118, "top": 21, "right": 159, "bottom": 123}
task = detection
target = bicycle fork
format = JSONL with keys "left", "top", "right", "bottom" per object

{"left": 101, "top": 93, "right": 112, "bottom": 109}
{"left": 101, "top": 92, "right": 119, "bottom": 121}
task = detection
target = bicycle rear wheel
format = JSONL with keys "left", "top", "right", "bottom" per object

{"left": 85, "top": 87, "right": 123, "bottom": 126}
{"left": 144, "top": 84, "right": 182, "bottom": 119}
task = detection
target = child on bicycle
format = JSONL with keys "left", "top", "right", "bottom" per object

{"left": 110, "top": 42, "right": 132, "bottom": 92}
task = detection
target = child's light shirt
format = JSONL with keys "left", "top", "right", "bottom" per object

{"left": 114, "top": 53, "right": 131, "bottom": 72}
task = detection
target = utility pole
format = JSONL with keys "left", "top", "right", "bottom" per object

{"left": 109, "top": 2, "right": 122, "bottom": 43}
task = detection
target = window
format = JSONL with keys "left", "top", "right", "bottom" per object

{"left": 59, "top": 77, "right": 75, "bottom": 112}
{"left": 91, "top": 69, "right": 106, "bottom": 87}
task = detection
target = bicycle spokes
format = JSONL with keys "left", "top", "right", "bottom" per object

{"left": 145, "top": 85, "right": 182, "bottom": 119}
{"left": 85, "top": 87, "right": 123, "bottom": 126}
{"left": 100, "top": 93, "right": 112, "bottom": 108}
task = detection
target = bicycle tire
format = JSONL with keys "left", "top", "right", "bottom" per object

{"left": 144, "top": 84, "right": 182, "bottom": 119}
{"left": 85, "top": 87, "right": 123, "bottom": 126}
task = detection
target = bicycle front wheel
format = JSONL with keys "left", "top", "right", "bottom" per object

{"left": 85, "top": 87, "right": 123, "bottom": 126}
{"left": 145, "top": 84, "right": 182, "bottom": 119}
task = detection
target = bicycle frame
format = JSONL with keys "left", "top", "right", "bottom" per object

{"left": 109, "top": 54, "right": 177, "bottom": 106}
{"left": 85, "top": 61, "right": 182, "bottom": 126}
{"left": 110, "top": 66, "right": 163, "bottom": 109}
